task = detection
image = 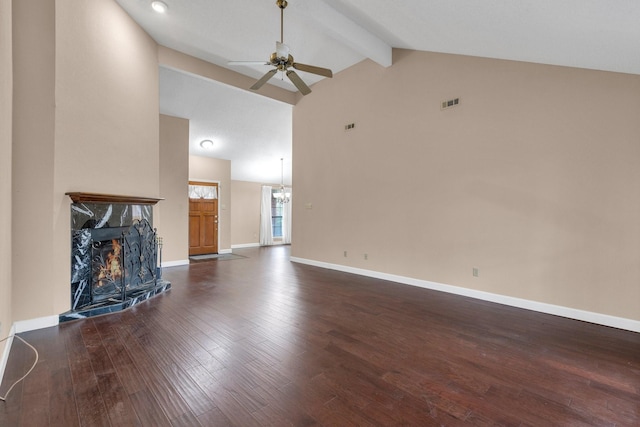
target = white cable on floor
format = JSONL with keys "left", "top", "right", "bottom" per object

{"left": 0, "top": 334, "right": 39, "bottom": 401}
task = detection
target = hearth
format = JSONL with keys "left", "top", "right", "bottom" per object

{"left": 61, "top": 192, "right": 170, "bottom": 322}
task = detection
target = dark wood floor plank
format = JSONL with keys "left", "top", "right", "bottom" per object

{"left": 184, "top": 364, "right": 263, "bottom": 427}
{"left": 250, "top": 383, "right": 319, "bottom": 427}
{"left": 18, "top": 355, "right": 50, "bottom": 427}
{"left": 96, "top": 371, "right": 141, "bottom": 427}
{"left": 0, "top": 334, "right": 28, "bottom": 426}
{"left": 49, "top": 366, "right": 81, "bottom": 427}
{"left": 169, "top": 410, "right": 202, "bottom": 427}
{"left": 99, "top": 333, "right": 147, "bottom": 395}
{"left": 195, "top": 406, "right": 233, "bottom": 426}
{"left": 118, "top": 327, "right": 195, "bottom": 421}
{"left": 64, "top": 322, "right": 112, "bottom": 427}
{"left": 158, "top": 362, "right": 215, "bottom": 417}
{"left": 2, "top": 245, "right": 639, "bottom": 426}
{"left": 128, "top": 389, "right": 172, "bottom": 427}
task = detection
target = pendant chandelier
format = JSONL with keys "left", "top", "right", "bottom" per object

{"left": 273, "top": 158, "right": 290, "bottom": 204}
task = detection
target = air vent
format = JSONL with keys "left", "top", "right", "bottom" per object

{"left": 441, "top": 97, "right": 460, "bottom": 110}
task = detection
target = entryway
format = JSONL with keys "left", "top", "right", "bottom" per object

{"left": 188, "top": 181, "right": 218, "bottom": 256}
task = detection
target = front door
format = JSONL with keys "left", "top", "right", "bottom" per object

{"left": 189, "top": 181, "right": 218, "bottom": 256}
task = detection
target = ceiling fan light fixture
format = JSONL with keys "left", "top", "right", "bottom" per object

{"left": 276, "top": 41, "right": 289, "bottom": 60}
{"left": 151, "top": 1, "right": 168, "bottom": 13}
{"left": 229, "top": 0, "right": 332, "bottom": 96}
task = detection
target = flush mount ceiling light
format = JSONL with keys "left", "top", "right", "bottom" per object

{"left": 200, "top": 139, "right": 214, "bottom": 150}
{"left": 151, "top": 1, "right": 168, "bottom": 13}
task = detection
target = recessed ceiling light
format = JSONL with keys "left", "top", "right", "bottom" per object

{"left": 151, "top": 1, "right": 168, "bottom": 13}
{"left": 200, "top": 139, "right": 214, "bottom": 150}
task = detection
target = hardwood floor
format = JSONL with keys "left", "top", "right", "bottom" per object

{"left": 1, "top": 245, "right": 639, "bottom": 426}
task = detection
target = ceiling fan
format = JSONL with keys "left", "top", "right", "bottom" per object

{"left": 229, "top": 0, "right": 333, "bottom": 95}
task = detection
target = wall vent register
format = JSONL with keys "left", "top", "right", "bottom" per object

{"left": 441, "top": 98, "right": 460, "bottom": 110}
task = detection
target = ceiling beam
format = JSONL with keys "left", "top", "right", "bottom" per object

{"left": 296, "top": 0, "right": 392, "bottom": 68}
{"left": 158, "top": 46, "right": 298, "bottom": 105}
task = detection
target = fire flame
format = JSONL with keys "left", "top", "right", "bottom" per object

{"left": 97, "top": 239, "right": 122, "bottom": 288}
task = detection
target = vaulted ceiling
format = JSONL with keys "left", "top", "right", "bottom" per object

{"left": 116, "top": 0, "right": 640, "bottom": 184}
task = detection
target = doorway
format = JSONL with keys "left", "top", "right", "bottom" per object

{"left": 188, "top": 181, "right": 218, "bottom": 256}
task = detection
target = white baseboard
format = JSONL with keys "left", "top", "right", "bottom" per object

{"left": 290, "top": 257, "right": 640, "bottom": 334}
{"left": 0, "top": 323, "right": 16, "bottom": 389}
{"left": 14, "top": 315, "right": 59, "bottom": 334}
{"left": 218, "top": 248, "right": 232, "bottom": 254}
{"left": 162, "top": 259, "right": 189, "bottom": 267}
{"left": 1, "top": 315, "right": 57, "bottom": 387}
{"left": 231, "top": 243, "right": 260, "bottom": 249}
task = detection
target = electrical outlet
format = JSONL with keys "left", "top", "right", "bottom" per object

{"left": 473, "top": 267, "right": 479, "bottom": 277}
{"left": 364, "top": 253, "right": 368, "bottom": 260}
{"left": 344, "top": 251, "right": 347, "bottom": 257}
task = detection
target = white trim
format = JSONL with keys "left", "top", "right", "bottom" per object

{"left": 218, "top": 248, "right": 232, "bottom": 254}
{"left": 290, "top": 257, "right": 640, "bottom": 334}
{"left": 0, "top": 323, "right": 16, "bottom": 389}
{"left": 162, "top": 259, "right": 189, "bottom": 267}
{"left": 231, "top": 243, "right": 260, "bottom": 249}
{"left": 14, "top": 315, "right": 59, "bottom": 334}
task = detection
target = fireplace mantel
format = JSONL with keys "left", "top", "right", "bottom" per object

{"left": 66, "top": 192, "right": 164, "bottom": 205}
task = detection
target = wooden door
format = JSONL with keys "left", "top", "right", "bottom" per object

{"left": 189, "top": 182, "right": 218, "bottom": 255}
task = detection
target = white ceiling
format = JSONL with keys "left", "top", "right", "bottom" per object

{"left": 116, "top": 0, "right": 640, "bottom": 183}
{"left": 159, "top": 67, "right": 293, "bottom": 185}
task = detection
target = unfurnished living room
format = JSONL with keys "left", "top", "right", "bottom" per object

{"left": 1, "top": 0, "right": 639, "bottom": 426}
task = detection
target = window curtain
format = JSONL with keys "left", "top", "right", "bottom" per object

{"left": 189, "top": 184, "right": 217, "bottom": 199}
{"left": 260, "top": 185, "right": 274, "bottom": 246}
{"left": 282, "top": 187, "right": 292, "bottom": 244}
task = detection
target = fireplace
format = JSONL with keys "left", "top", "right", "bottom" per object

{"left": 91, "top": 229, "right": 125, "bottom": 303}
{"left": 61, "top": 192, "right": 171, "bottom": 322}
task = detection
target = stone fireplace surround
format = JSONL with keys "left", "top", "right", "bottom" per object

{"left": 60, "top": 192, "right": 171, "bottom": 323}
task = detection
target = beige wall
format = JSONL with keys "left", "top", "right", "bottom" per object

{"left": 1, "top": 0, "right": 12, "bottom": 342}
{"left": 189, "top": 156, "right": 232, "bottom": 252}
{"left": 159, "top": 114, "right": 190, "bottom": 263}
{"left": 12, "top": 0, "right": 159, "bottom": 320}
{"left": 52, "top": 0, "right": 159, "bottom": 315}
{"left": 12, "top": 0, "right": 56, "bottom": 321}
{"left": 292, "top": 49, "right": 640, "bottom": 321}
{"left": 231, "top": 180, "right": 263, "bottom": 246}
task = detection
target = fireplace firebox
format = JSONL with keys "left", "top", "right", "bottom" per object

{"left": 61, "top": 192, "right": 170, "bottom": 322}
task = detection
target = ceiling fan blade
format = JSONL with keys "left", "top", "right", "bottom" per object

{"left": 286, "top": 70, "right": 311, "bottom": 95}
{"left": 228, "top": 61, "right": 270, "bottom": 66}
{"left": 251, "top": 69, "right": 278, "bottom": 90}
{"left": 292, "top": 62, "right": 333, "bottom": 78}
